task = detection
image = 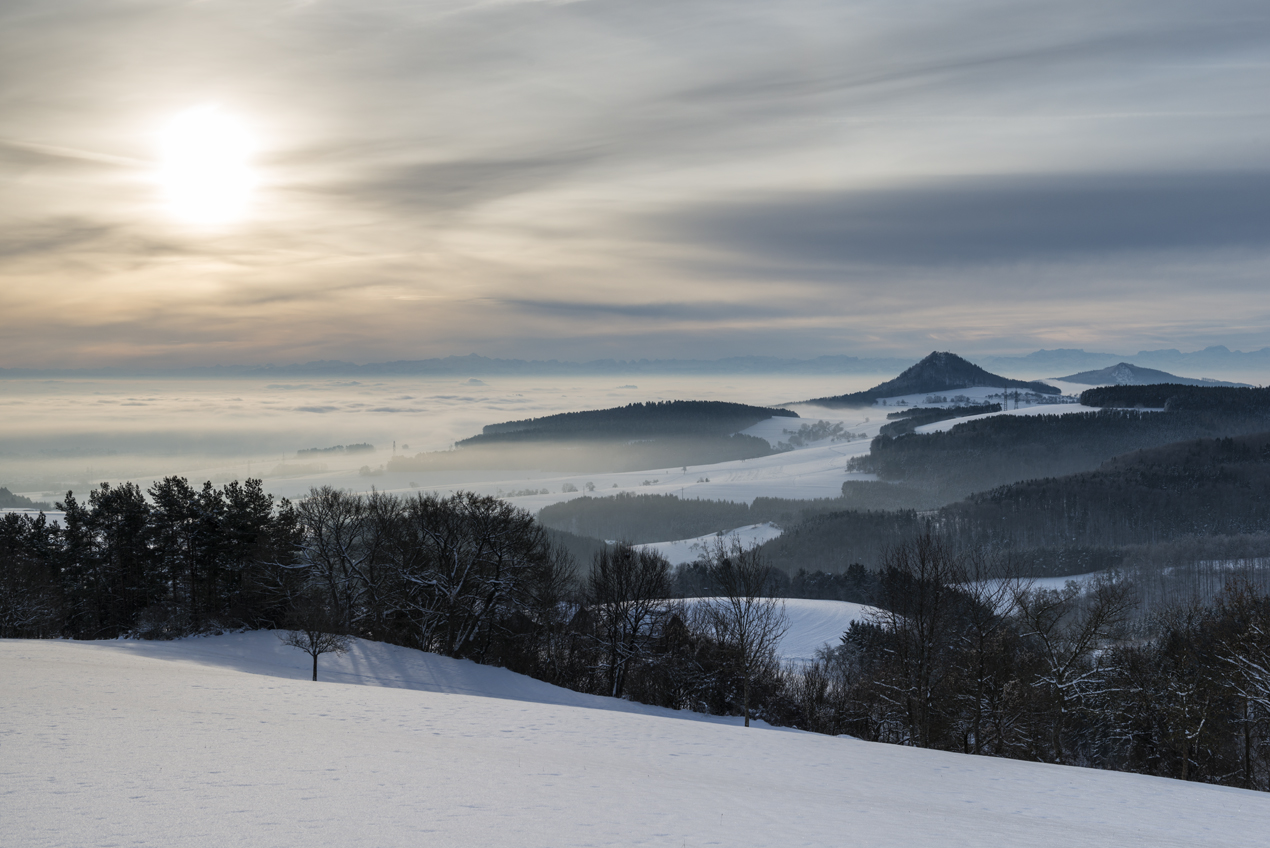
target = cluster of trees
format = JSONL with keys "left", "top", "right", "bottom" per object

{"left": 0, "top": 481, "right": 792, "bottom": 727}
{"left": 0, "top": 479, "right": 300, "bottom": 640}
{"left": 670, "top": 560, "right": 878, "bottom": 606}
{"left": 779, "top": 534, "right": 1270, "bottom": 790}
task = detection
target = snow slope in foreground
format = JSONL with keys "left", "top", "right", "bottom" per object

{"left": 6, "top": 637, "right": 1270, "bottom": 848}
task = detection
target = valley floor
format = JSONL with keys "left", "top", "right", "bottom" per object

{"left": 4, "top": 635, "right": 1269, "bottom": 847}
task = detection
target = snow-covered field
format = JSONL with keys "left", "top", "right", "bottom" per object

{"left": 673, "top": 597, "right": 875, "bottom": 663}
{"left": 915, "top": 403, "right": 1105, "bottom": 434}
{"left": 5, "top": 635, "right": 1270, "bottom": 848}
{"left": 772, "top": 598, "right": 875, "bottom": 662}
{"left": 635, "top": 522, "right": 786, "bottom": 565}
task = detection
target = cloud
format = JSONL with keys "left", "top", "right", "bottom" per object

{"left": 1, "top": 0, "right": 1270, "bottom": 366}
{"left": 655, "top": 172, "right": 1270, "bottom": 268}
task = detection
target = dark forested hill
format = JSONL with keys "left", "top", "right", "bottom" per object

{"left": 463, "top": 400, "right": 796, "bottom": 443}
{"left": 0, "top": 487, "right": 50, "bottom": 510}
{"left": 942, "top": 432, "right": 1270, "bottom": 549}
{"left": 389, "top": 400, "right": 797, "bottom": 474}
{"left": 806, "top": 351, "right": 1059, "bottom": 407}
{"left": 753, "top": 430, "right": 1270, "bottom": 577}
{"left": 1058, "top": 363, "right": 1249, "bottom": 387}
{"left": 851, "top": 406, "right": 1270, "bottom": 502}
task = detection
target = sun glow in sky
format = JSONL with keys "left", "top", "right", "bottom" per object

{"left": 158, "top": 106, "right": 256, "bottom": 224}
{"left": 2, "top": 0, "right": 1270, "bottom": 369}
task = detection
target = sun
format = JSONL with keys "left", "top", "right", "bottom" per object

{"left": 158, "top": 106, "right": 256, "bottom": 225}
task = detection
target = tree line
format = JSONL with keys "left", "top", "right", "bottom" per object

{"left": 537, "top": 489, "right": 936, "bottom": 549}
{"left": 1081, "top": 383, "right": 1270, "bottom": 413}
{"left": 0, "top": 479, "right": 789, "bottom": 727}
{"left": 784, "top": 533, "right": 1270, "bottom": 790}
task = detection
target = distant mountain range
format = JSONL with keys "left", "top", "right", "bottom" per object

{"left": 0, "top": 353, "right": 914, "bottom": 379}
{"left": 978, "top": 346, "right": 1270, "bottom": 378}
{"left": 1057, "top": 363, "right": 1251, "bottom": 388}
{"left": 1, "top": 346, "right": 1266, "bottom": 379}
{"left": 804, "top": 351, "right": 1059, "bottom": 407}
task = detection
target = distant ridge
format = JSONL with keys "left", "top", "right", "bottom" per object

{"left": 3, "top": 346, "right": 1265, "bottom": 380}
{"left": 805, "top": 351, "right": 1059, "bottom": 407}
{"left": 979, "top": 345, "right": 1270, "bottom": 376}
{"left": 0, "top": 353, "right": 912, "bottom": 379}
{"left": 1056, "top": 362, "right": 1250, "bottom": 388}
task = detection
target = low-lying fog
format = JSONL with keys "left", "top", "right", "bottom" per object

{"left": 0, "top": 373, "right": 886, "bottom": 502}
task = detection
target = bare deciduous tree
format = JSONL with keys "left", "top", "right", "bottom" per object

{"left": 279, "top": 594, "right": 352, "bottom": 681}
{"left": 587, "top": 543, "right": 671, "bottom": 699}
{"left": 868, "top": 531, "right": 965, "bottom": 747}
{"left": 701, "top": 540, "right": 788, "bottom": 727}
{"left": 1013, "top": 575, "right": 1135, "bottom": 760}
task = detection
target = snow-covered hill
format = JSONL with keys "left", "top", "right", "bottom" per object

{"left": 634, "top": 522, "right": 785, "bottom": 565}
{"left": 5, "top": 636, "right": 1269, "bottom": 847}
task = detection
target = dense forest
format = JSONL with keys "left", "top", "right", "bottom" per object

{"left": 538, "top": 493, "right": 845, "bottom": 544}
{"left": 851, "top": 407, "right": 1270, "bottom": 501}
{"left": 1081, "top": 384, "right": 1270, "bottom": 412}
{"left": 753, "top": 432, "right": 1270, "bottom": 580}
{"left": 537, "top": 486, "right": 939, "bottom": 545}
{"left": 942, "top": 433, "right": 1270, "bottom": 549}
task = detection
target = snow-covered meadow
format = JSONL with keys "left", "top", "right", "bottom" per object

{"left": 5, "top": 634, "right": 1270, "bottom": 848}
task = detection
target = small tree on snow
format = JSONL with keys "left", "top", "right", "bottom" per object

{"left": 279, "top": 595, "right": 352, "bottom": 682}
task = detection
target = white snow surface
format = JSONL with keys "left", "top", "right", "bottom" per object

{"left": 914, "top": 403, "right": 1104, "bottom": 434}
{"left": 635, "top": 522, "right": 785, "bottom": 565}
{"left": 679, "top": 597, "right": 875, "bottom": 663}
{"left": 5, "top": 636, "right": 1270, "bottom": 848}
{"left": 773, "top": 598, "right": 875, "bottom": 662}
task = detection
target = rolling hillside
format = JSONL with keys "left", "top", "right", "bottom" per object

{"left": 5, "top": 635, "right": 1269, "bottom": 847}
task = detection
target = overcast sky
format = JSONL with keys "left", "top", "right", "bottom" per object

{"left": 2, "top": 0, "right": 1268, "bottom": 368}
